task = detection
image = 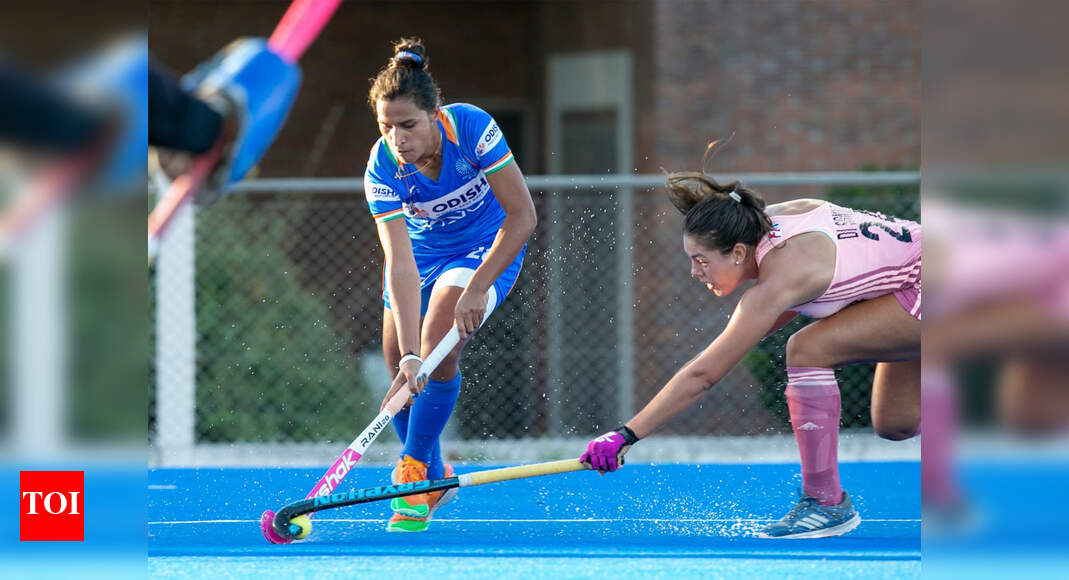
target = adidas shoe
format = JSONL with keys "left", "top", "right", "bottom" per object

{"left": 758, "top": 490, "right": 861, "bottom": 539}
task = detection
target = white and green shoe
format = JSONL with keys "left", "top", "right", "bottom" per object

{"left": 385, "top": 459, "right": 457, "bottom": 532}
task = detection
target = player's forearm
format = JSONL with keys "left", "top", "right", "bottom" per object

{"left": 384, "top": 263, "right": 422, "bottom": 355}
{"left": 626, "top": 366, "right": 714, "bottom": 439}
{"left": 467, "top": 212, "right": 535, "bottom": 293}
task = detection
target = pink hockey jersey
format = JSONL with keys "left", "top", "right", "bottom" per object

{"left": 755, "top": 202, "right": 922, "bottom": 319}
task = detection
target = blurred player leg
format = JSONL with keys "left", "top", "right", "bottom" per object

{"left": 997, "top": 356, "right": 1069, "bottom": 435}
{"left": 870, "top": 359, "right": 921, "bottom": 441}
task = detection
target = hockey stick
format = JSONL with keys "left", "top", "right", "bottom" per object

{"left": 147, "top": 0, "right": 342, "bottom": 265}
{"left": 260, "top": 324, "right": 469, "bottom": 543}
{"left": 272, "top": 459, "right": 588, "bottom": 540}
{"left": 0, "top": 149, "right": 98, "bottom": 260}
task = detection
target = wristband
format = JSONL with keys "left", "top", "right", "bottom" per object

{"left": 399, "top": 353, "right": 422, "bottom": 367}
{"left": 616, "top": 425, "right": 640, "bottom": 444}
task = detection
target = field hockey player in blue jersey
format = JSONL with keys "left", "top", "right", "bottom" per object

{"left": 363, "top": 38, "right": 536, "bottom": 532}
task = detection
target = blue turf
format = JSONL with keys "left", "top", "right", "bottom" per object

{"left": 149, "top": 462, "right": 919, "bottom": 577}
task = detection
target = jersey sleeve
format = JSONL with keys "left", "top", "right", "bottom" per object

{"left": 364, "top": 140, "right": 404, "bottom": 224}
{"left": 455, "top": 103, "right": 514, "bottom": 175}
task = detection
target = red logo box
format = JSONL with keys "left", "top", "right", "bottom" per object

{"left": 20, "top": 471, "right": 84, "bottom": 541}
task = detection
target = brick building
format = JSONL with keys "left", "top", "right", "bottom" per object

{"left": 150, "top": 0, "right": 919, "bottom": 178}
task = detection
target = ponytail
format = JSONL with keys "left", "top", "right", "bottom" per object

{"left": 664, "top": 170, "right": 773, "bottom": 254}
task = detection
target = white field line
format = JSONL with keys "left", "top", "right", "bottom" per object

{"left": 149, "top": 517, "right": 919, "bottom": 525}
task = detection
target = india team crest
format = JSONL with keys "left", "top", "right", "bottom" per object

{"left": 456, "top": 158, "right": 476, "bottom": 178}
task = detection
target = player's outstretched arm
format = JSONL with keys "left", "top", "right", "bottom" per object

{"left": 630, "top": 283, "right": 791, "bottom": 436}
{"left": 582, "top": 246, "right": 827, "bottom": 472}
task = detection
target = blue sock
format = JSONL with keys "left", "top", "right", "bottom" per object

{"left": 403, "top": 373, "right": 461, "bottom": 479}
{"left": 392, "top": 407, "right": 410, "bottom": 445}
{"left": 391, "top": 402, "right": 441, "bottom": 476}
{"left": 425, "top": 440, "right": 442, "bottom": 479}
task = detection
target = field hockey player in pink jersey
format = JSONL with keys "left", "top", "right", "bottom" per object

{"left": 581, "top": 165, "right": 921, "bottom": 539}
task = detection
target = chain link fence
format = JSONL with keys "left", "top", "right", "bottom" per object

{"left": 150, "top": 176, "right": 918, "bottom": 455}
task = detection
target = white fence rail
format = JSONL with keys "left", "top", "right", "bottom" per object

{"left": 227, "top": 171, "right": 920, "bottom": 193}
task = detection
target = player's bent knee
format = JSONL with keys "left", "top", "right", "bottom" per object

{"left": 427, "top": 358, "right": 461, "bottom": 383}
{"left": 877, "top": 429, "right": 917, "bottom": 442}
{"left": 785, "top": 328, "right": 829, "bottom": 368}
{"left": 873, "top": 422, "right": 919, "bottom": 441}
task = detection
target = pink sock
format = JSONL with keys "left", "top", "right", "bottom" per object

{"left": 921, "top": 364, "right": 960, "bottom": 506}
{"left": 786, "top": 367, "right": 843, "bottom": 506}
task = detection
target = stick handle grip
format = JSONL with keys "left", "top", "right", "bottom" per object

{"left": 460, "top": 459, "right": 587, "bottom": 487}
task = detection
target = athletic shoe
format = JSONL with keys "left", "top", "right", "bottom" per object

{"left": 758, "top": 490, "right": 862, "bottom": 539}
{"left": 922, "top": 496, "right": 982, "bottom": 537}
{"left": 385, "top": 455, "right": 457, "bottom": 532}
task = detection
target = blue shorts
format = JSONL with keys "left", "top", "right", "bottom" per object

{"left": 383, "top": 245, "right": 525, "bottom": 315}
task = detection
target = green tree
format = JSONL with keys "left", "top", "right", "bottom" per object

{"left": 193, "top": 201, "right": 376, "bottom": 443}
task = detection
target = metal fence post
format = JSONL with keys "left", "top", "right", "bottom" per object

{"left": 154, "top": 201, "right": 196, "bottom": 464}
{"left": 616, "top": 188, "right": 635, "bottom": 422}
{"left": 546, "top": 191, "right": 564, "bottom": 436}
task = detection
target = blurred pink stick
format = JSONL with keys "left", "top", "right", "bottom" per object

{"left": 147, "top": 0, "right": 343, "bottom": 265}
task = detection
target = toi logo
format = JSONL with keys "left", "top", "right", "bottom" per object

{"left": 20, "top": 471, "right": 84, "bottom": 541}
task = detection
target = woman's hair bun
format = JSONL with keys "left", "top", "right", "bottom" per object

{"left": 391, "top": 38, "right": 427, "bottom": 70}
